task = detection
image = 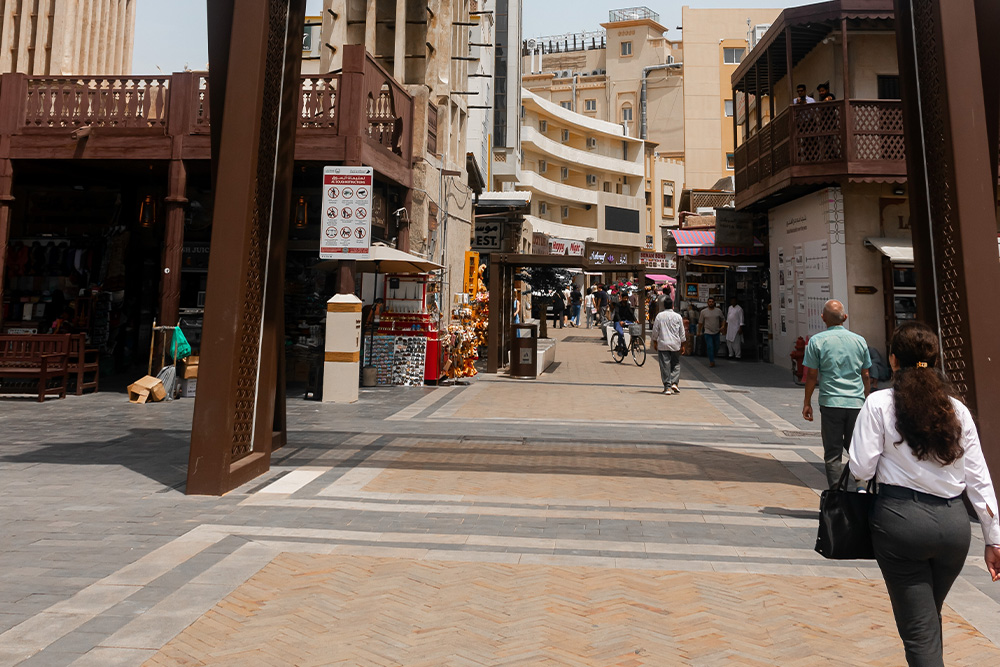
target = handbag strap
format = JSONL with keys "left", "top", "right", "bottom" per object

{"left": 837, "top": 457, "right": 879, "bottom": 494}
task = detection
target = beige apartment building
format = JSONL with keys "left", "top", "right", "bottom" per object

{"left": 521, "top": 6, "right": 781, "bottom": 251}
{"left": 519, "top": 89, "right": 645, "bottom": 248}
{"left": 0, "top": 0, "right": 135, "bottom": 75}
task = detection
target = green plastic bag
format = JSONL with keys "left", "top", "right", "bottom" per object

{"left": 169, "top": 327, "right": 192, "bottom": 361}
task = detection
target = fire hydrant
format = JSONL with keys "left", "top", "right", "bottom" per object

{"left": 790, "top": 336, "right": 807, "bottom": 384}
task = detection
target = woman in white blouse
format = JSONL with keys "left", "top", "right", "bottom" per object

{"left": 849, "top": 322, "right": 1000, "bottom": 666}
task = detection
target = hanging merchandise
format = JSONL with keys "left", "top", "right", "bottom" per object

{"left": 445, "top": 263, "right": 488, "bottom": 379}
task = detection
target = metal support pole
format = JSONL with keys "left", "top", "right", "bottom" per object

{"left": 894, "top": 0, "right": 1000, "bottom": 475}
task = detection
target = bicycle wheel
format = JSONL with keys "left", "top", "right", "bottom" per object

{"left": 631, "top": 337, "right": 647, "bottom": 366}
{"left": 610, "top": 333, "right": 626, "bottom": 363}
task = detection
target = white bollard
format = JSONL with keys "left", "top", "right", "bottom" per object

{"left": 323, "top": 294, "right": 362, "bottom": 403}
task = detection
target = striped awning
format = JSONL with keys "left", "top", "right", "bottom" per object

{"left": 669, "top": 230, "right": 765, "bottom": 257}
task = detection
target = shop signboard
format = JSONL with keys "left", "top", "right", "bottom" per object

{"left": 639, "top": 251, "right": 676, "bottom": 270}
{"left": 715, "top": 207, "right": 753, "bottom": 247}
{"left": 585, "top": 243, "right": 638, "bottom": 268}
{"left": 321, "top": 166, "right": 373, "bottom": 260}
{"left": 549, "top": 238, "right": 584, "bottom": 256}
{"left": 532, "top": 232, "right": 549, "bottom": 255}
{"left": 463, "top": 251, "right": 480, "bottom": 295}
{"left": 472, "top": 220, "right": 501, "bottom": 251}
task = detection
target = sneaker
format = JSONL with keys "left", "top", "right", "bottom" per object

{"left": 662, "top": 387, "right": 670, "bottom": 394}
{"left": 671, "top": 385, "right": 680, "bottom": 394}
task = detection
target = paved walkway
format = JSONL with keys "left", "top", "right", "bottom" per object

{"left": 1, "top": 327, "right": 999, "bottom": 665}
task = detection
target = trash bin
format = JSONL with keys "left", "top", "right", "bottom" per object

{"left": 509, "top": 324, "right": 538, "bottom": 379}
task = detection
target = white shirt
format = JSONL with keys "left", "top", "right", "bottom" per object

{"left": 585, "top": 293, "right": 595, "bottom": 311}
{"left": 849, "top": 390, "right": 1000, "bottom": 545}
{"left": 651, "top": 309, "right": 686, "bottom": 352}
{"left": 725, "top": 305, "right": 744, "bottom": 342}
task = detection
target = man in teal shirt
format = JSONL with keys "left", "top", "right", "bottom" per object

{"left": 802, "top": 300, "right": 872, "bottom": 488}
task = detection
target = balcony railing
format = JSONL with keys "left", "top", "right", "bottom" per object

{"left": 6, "top": 47, "right": 412, "bottom": 167}
{"left": 735, "top": 99, "right": 905, "bottom": 196}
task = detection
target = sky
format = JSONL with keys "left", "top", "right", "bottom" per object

{"left": 132, "top": 1, "right": 805, "bottom": 75}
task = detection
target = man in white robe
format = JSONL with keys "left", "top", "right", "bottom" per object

{"left": 725, "top": 297, "right": 745, "bottom": 359}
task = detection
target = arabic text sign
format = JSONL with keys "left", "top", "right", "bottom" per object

{"left": 320, "top": 166, "right": 373, "bottom": 259}
{"left": 473, "top": 220, "right": 501, "bottom": 251}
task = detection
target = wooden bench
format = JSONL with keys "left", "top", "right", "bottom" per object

{"left": 0, "top": 334, "right": 69, "bottom": 402}
{"left": 67, "top": 333, "right": 99, "bottom": 395}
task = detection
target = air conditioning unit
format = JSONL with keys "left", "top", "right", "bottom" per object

{"left": 591, "top": 69, "right": 600, "bottom": 76}
{"left": 540, "top": 202, "right": 548, "bottom": 215}
{"left": 586, "top": 174, "right": 598, "bottom": 186}
{"left": 539, "top": 159, "right": 547, "bottom": 173}
{"left": 667, "top": 55, "right": 674, "bottom": 64}
{"left": 560, "top": 70, "right": 571, "bottom": 78}
{"left": 539, "top": 120, "right": 547, "bottom": 132}
{"left": 560, "top": 167, "right": 569, "bottom": 180}
{"left": 587, "top": 137, "right": 598, "bottom": 149}
{"left": 561, "top": 129, "right": 570, "bottom": 142}
{"left": 561, "top": 206, "right": 570, "bottom": 219}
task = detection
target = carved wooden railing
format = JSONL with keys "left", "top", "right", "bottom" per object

{"left": 299, "top": 75, "right": 340, "bottom": 131}
{"left": 736, "top": 100, "right": 905, "bottom": 193}
{"left": 24, "top": 77, "right": 170, "bottom": 129}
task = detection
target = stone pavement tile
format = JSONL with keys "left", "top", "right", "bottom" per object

{"left": 144, "top": 554, "right": 1000, "bottom": 666}
{"left": 72, "top": 647, "right": 158, "bottom": 666}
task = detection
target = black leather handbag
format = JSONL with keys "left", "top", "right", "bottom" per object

{"left": 815, "top": 466, "right": 877, "bottom": 560}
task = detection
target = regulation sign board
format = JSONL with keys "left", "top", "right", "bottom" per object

{"left": 715, "top": 207, "right": 754, "bottom": 247}
{"left": 320, "top": 166, "right": 373, "bottom": 260}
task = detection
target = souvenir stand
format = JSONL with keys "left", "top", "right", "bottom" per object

{"left": 365, "top": 272, "right": 443, "bottom": 385}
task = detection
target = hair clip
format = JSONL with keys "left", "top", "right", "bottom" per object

{"left": 916, "top": 361, "right": 928, "bottom": 368}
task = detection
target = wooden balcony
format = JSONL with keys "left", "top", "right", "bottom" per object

{"left": 734, "top": 99, "right": 907, "bottom": 209}
{"left": 0, "top": 45, "right": 414, "bottom": 187}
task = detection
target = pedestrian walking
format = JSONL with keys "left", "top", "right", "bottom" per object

{"left": 651, "top": 298, "right": 686, "bottom": 394}
{"left": 594, "top": 284, "right": 609, "bottom": 324}
{"left": 584, "top": 288, "right": 596, "bottom": 328}
{"left": 725, "top": 297, "right": 745, "bottom": 359}
{"left": 802, "top": 299, "right": 871, "bottom": 489}
{"left": 697, "top": 298, "right": 724, "bottom": 367}
{"left": 570, "top": 285, "right": 583, "bottom": 327}
{"left": 550, "top": 290, "right": 565, "bottom": 329}
{"left": 849, "top": 322, "right": 1000, "bottom": 666}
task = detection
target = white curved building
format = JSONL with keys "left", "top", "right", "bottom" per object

{"left": 518, "top": 89, "right": 645, "bottom": 248}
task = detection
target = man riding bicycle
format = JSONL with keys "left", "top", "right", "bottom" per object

{"left": 612, "top": 293, "right": 635, "bottom": 353}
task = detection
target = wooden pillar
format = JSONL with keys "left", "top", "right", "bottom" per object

{"left": 336, "top": 45, "right": 367, "bottom": 295}
{"left": 754, "top": 65, "right": 762, "bottom": 131}
{"left": 188, "top": 0, "right": 305, "bottom": 496}
{"left": 840, "top": 19, "right": 852, "bottom": 161}
{"left": 784, "top": 28, "right": 794, "bottom": 102}
{"left": 159, "top": 160, "right": 187, "bottom": 327}
{"left": 894, "top": 0, "right": 1000, "bottom": 476}
{"left": 0, "top": 74, "right": 24, "bottom": 328}
{"left": 394, "top": 0, "right": 407, "bottom": 81}
{"left": 0, "top": 168, "right": 11, "bottom": 329}
{"left": 767, "top": 47, "right": 775, "bottom": 120}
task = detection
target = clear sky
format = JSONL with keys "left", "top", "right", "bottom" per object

{"left": 133, "top": 1, "right": 804, "bottom": 75}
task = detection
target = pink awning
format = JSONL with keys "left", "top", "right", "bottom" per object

{"left": 669, "top": 230, "right": 765, "bottom": 257}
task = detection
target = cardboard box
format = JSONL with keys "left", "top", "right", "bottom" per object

{"left": 180, "top": 377, "right": 197, "bottom": 398}
{"left": 128, "top": 375, "right": 167, "bottom": 404}
{"left": 179, "top": 355, "right": 199, "bottom": 379}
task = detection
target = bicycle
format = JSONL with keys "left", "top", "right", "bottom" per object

{"left": 610, "top": 324, "right": 646, "bottom": 366}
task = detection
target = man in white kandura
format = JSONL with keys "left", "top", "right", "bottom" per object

{"left": 725, "top": 297, "right": 745, "bottom": 360}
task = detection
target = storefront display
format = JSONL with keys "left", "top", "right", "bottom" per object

{"left": 365, "top": 273, "right": 442, "bottom": 384}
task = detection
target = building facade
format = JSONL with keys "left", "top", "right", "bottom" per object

{"left": 518, "top": 89, "right": 645, "bottom": 249}
{"left": 0, "top": 0, "right": 135, "bottom": 75}
{"left": 731, "top": 0, "right": 910, "bottom": 364}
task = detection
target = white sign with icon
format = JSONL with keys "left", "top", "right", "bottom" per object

{"left": 321, "top": 166, "right": 373, "bottom": 260}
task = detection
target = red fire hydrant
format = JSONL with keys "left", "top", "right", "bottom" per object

{"left": 790, "top": 336, "right": 807, "bottom": 383}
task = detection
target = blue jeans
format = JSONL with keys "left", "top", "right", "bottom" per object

{"left": 571, "top": 304, "right": 581, "bottom": 325}
{"left": 704, "top": 333, "right": 720, "bottom": 363}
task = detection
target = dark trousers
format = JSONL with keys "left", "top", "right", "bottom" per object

{"left": 551, "top": 311, "right": 563, "bottom": 328}
{"left": 657, "top": 349, "right": 681, "bottom": 389}
{"left": 871, "top": 486, "right": 971, "bottom": 667}
{"left": 820, "top": 406, "right": 860, "bottom": 488}
{"left": 704, "top": 333, "right": 720, "bottom": 362}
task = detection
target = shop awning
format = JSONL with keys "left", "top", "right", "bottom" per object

{"left": 645, "top": 274, "right": 677, "bottom": 283}
{"left": 669, "top": 230, "right": 765, "bottom": 256}
{"left": 865, "top": 237, "right": 913, "bottom": 263}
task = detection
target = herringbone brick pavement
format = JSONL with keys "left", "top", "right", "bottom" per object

{"left": 365, "top": 440, "right": 820, "bottom": 508}
{"left": 145, "top": 554, "right": 1000, "bottom": 666}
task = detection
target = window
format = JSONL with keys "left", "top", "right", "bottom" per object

{"left": 539, "top": 119, "right": 547, "bottom": 132}
{"left": 621, "top": 41, "right": 632, "bottom": 56}
{"left": 538, "top": 159, "right": 547, "bottom": 173}
{"left": 723, "top": 47, "right": 744, "bottom": 64}
{"left": 724, "top": 99, "right": 734, "bottom": 117}
{"left": 561, "top": 206, "right": 569, "bottom": 219}
{"left": 621, "top": 104, "right": 633, "bottom": 123}
{"left": 585, "top": 98, "right": 596, "bottom": 112}
{"left": 539, "top": 202, "right": 548, "bottom": 215}
{"left": 603, "top": 182, "right": 612, "bottom": 193}
{"left": 661, "top": 181, "right": 675, "bottom": 217}
{"left": 726, "top": 153, "right": 735, "bottom": 170}
{"left": 560, "top": 101, "right": 572, "bottom": 110}
{"left": 561, "top": 129, "right": 570, "bottom": 142}
{"left": 878, "top": 75, "right": 900, "bottom": 100}
{"left": 520, "top": 105, "right": 525, "bottom": 119}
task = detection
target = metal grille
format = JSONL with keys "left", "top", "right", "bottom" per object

{"left": 231, "top": 0, "right": 287, "bottom": 462}
{"left": 913, "top": 0, "right": 968, "bottom": 396}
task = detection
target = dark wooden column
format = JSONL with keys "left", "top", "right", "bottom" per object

{"left": 188, "top": 0, "right": 305, "bottom": 495}
{"left": 840, "top": 19, "right": 853, "bottom": 162}
{"left": 333, "top": 45, "right": 368, "bottom": 295}
{"left": 0, "top": 74, "right": 24, "bottom": 328}
{"left": 0, "top": 159, "right": 12, "bottom": 328}
{"left": 159, "top": 159, "right": 187, "bottom": 327}
{"left": 894, "top": 0, "right": 1000, "bottom": 475}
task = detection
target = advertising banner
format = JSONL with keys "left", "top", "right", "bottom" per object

{"left": 321, "top": 166, "right": 373, "bottom": 260}
{"left": 463, "top": 251, "right": 480, "bottom": 295}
